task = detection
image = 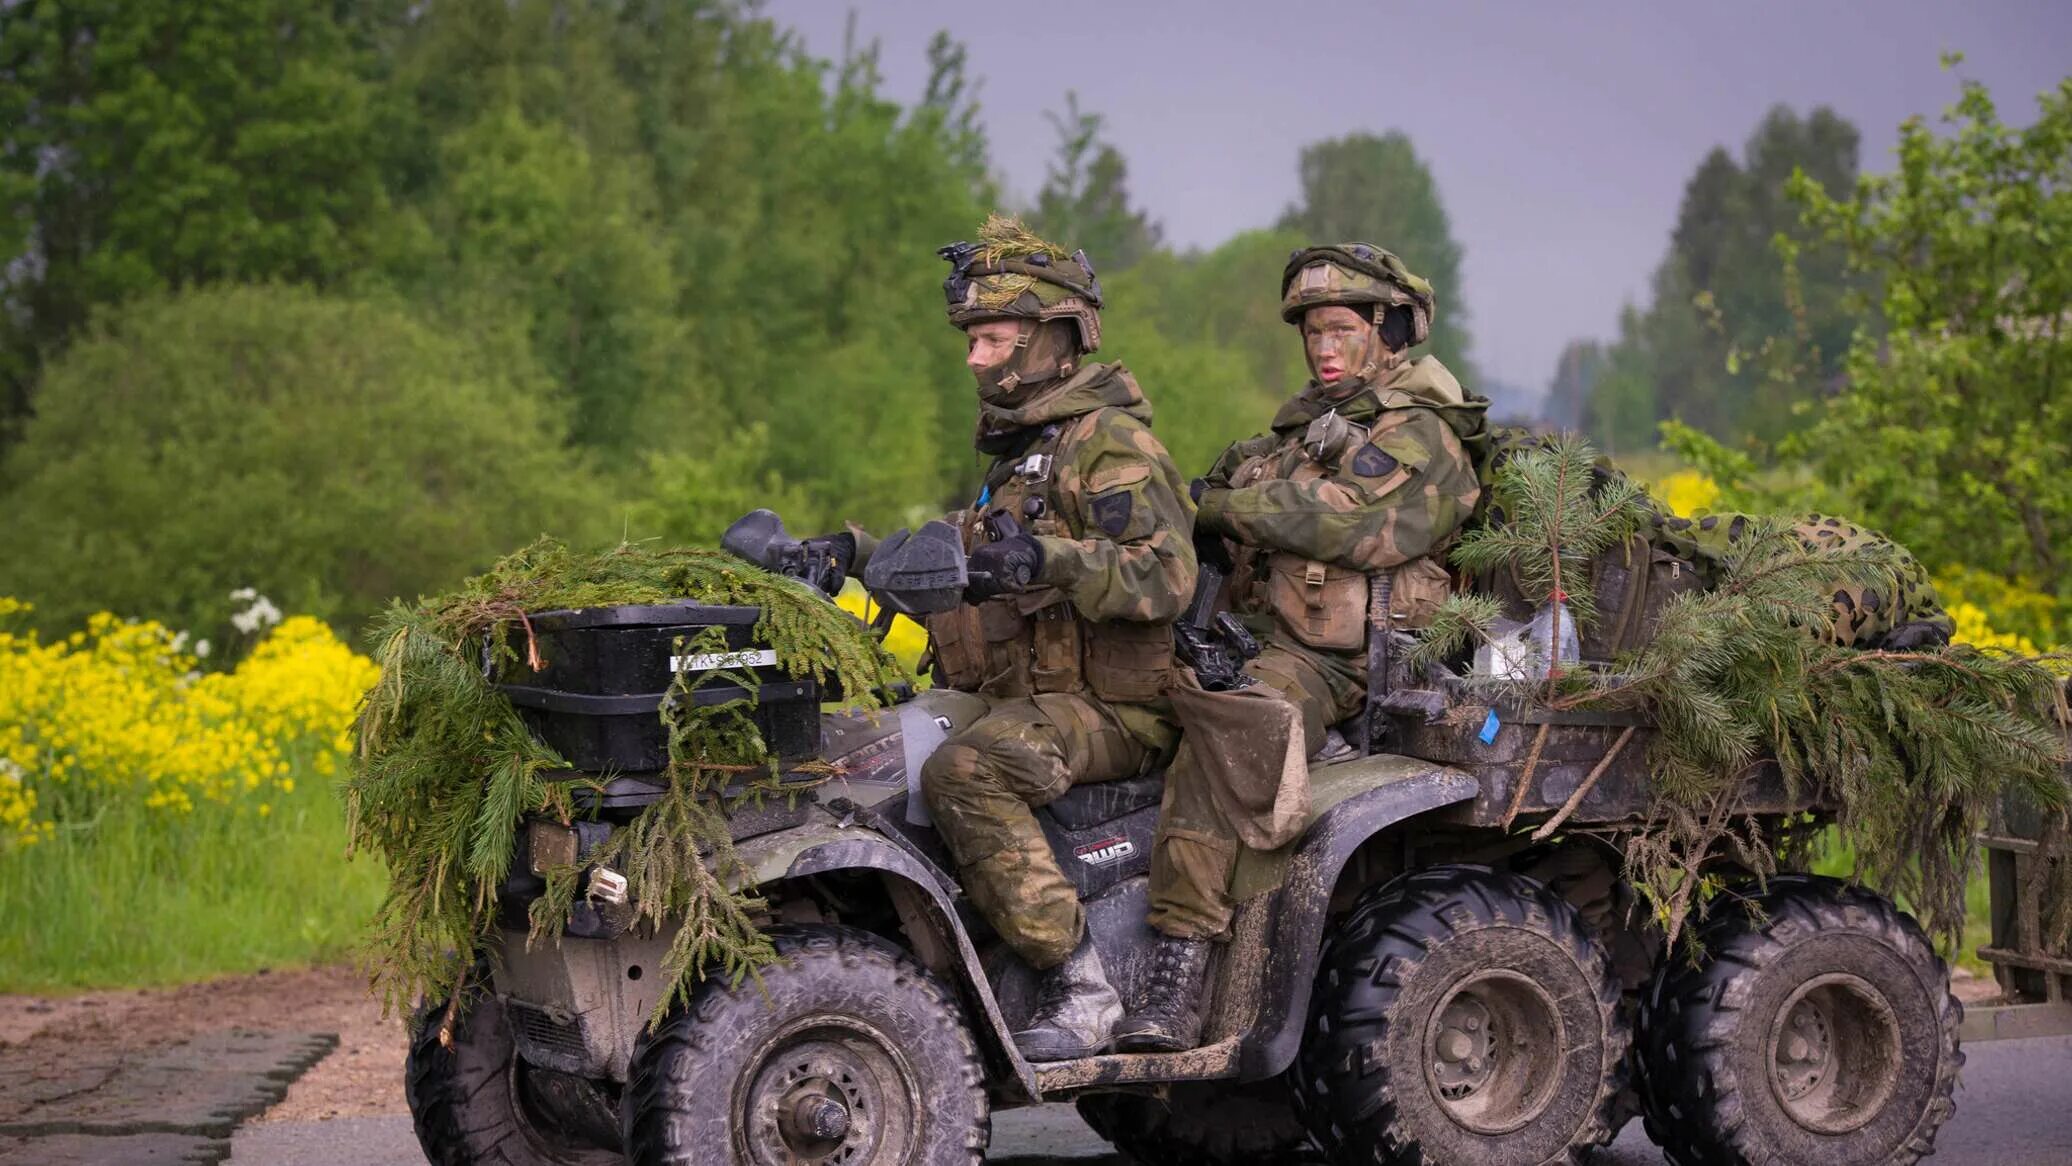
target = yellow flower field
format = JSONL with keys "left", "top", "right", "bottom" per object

{"left": 0, "top": 599, "right": 386, "bottom": 988}
{"left": 0, "top": 601, "right": 374, "bottom": 847}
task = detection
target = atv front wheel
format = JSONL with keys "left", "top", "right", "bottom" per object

{"left": 622, "top": 924, "right": 989, "bottom": 1166}
{"left": 1638, "top": 874, "right": 1961, "bottom": 1166}
{"left": 1293, "top": 864, "right": 1628, "bottom": 1166}
{"left": 1076, "top": 1077, "right": 1319, "bottom": 1164}
{"left": 406, "top": 991, "right": 619, "bottom": 1166}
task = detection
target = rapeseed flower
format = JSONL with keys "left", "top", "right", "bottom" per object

{"left": 0, "top": 600, "right": 375, "bottom": 847}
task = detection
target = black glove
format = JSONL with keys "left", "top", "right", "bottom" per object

{"left": 1878, "top": 619, "right": 1952, "bottom": 652}
{"left": 1193, "top": 528, "right": 1233, "bottom": 574}
{"left": 966, "top": 533, "right": 1045, "bottom": 600}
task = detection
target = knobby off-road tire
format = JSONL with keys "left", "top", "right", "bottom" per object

{"left": 1076, "top": 1078, "right": 1321, "bottom": 1165}
{"left": 622, "top": 924, "right": 988, "bottom": 1166}
{"left": 1638, "top": 874, "right": 1962, "bottom": 1166}
{"left": 1292, "top": 865, "right": 1628, "bottom": 1166}
{"left": 406, "top": 992, "right": 617, "bottom": 1166}
{"left": 1516, "top": 841, "right": 1662, "bottom": 1142}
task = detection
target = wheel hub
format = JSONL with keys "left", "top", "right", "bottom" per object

{"left": 1765, "top": 973, "right": 1901, "bottom": 1135}
{"left": 742, "top": 1027, "right": 916, "bottom": 1165}
{"left": 1430, "top": 995, "right": 1496, "bottom": 1098}
{"left": 1423, "top": 970, "right": 1565, "bottom": 1135}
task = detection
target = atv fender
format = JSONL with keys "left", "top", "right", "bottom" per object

{"left": 1233, "top": 758, "right": 1479, "bottom": 1079}
{"left": 735, "top": 819, "right": 1043, "bottom": 1100}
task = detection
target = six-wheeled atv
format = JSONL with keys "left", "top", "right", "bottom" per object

{"left": 403, "top": 516, "right": 1965, "bottom": 1166}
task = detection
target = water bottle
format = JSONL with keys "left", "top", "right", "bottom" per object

{"left": 1528, "top": 597, "right": 1580, "bottom": 673}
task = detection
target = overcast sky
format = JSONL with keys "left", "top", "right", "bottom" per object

{"left": 762, "top": 0, "right": 2070, "bottom": 394}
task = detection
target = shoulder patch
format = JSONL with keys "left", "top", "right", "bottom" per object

{"left": 1352, "top": 445, "right": 1400, "bottom": 478}
{"left": 1086, "top": 462, "right": 1151, "bottom": 494}
{"left": 1090, "top": 490, "right": 1133, "bottom": 538}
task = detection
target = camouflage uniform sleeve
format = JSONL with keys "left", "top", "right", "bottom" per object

{"left": 1201, "top": 433, "right": 1274, "bottom": 488}
{"left": 1198, "top": 407, "right": 1479, "bottom": 572}
{"left": 1035, "top": 411, "right": 1199, "bottom": 623}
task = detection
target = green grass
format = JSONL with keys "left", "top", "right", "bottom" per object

{"left": 0, "top": 764, "right": 385, "bottom": 992}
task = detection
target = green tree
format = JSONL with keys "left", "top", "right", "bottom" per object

{"left": 1787, "top": 69, "right": 2072, "bottom": 594}
{"left": 0, "top": 0, "right": 392, "bottom": 445}
{"left": 1585, "top": 106, "right": 1863, "bottom": 446}
{"left": 1277, "top": 131, "right": 1475, "bottom": 380}
{"left": 1033, "top": 92, "right": 1163, "bottom": 272}
{"left": 1114, "top": 228, "right": 1314, "bottom": 401}
{"left": 0, "top": 286, "right": 608, "bottom": 636}
{"left": 1544, "top": 339, "right": 1605, "bottom": 431}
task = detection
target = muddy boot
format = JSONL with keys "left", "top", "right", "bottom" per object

{"left": 1112, "top": 935, "right": 1212, "bottom": 1053}
{"left": 1012, "top": 932, "right": 1122, "bottom": 1062}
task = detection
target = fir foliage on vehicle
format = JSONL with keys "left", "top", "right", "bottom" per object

{"left": 1418, "top": 439, "right": 2071, "bottom": 948}
{"left": 347, "top": 539, "right": 909, "bottom": 1023}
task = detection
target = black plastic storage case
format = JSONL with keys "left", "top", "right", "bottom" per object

{"left": 492, "top": 603, "right": 821, "bottom": 773}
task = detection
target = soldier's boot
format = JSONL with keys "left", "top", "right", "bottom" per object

{"left": 1112, "top": 935, "right": 1212, "bottom": 1053}
{"left": 1011, "top": 932, "right": 1122, "bottom": 1062}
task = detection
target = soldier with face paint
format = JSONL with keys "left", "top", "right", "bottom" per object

{"left": 1113, "top": 244, "right": 1490, "bottom": 1054}
{"left": 868, "top": 215, "right": 1200, "bottom": 1063}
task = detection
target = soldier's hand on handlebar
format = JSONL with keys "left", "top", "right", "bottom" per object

{"left": 966, "top": 532, "right": 1044, "bottom": 600}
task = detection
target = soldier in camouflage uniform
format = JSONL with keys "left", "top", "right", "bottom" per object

{"left": 1114, "top": 244, "right": 1489, "bottom": 1053}
{"left": 901, "top": 216, "right": 1198, "bottom": 1061}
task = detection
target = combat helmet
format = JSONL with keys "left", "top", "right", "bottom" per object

{"left": 1280, "top": 243, "right": 1434, "bottom": 349}
{"left": 939, "top": 214, "right": 1103, "bottom": 353}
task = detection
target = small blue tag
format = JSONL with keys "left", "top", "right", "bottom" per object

{"left": 975, "top": 484, "right": 991, "bottom": 508}
{"left": 1478, "top": 710, "right": 1501, "bottom": 744}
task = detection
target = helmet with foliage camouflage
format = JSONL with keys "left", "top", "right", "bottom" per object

{"left": 1280, "top": 243, "right": 1434, "bottom": 348}
{"left": 939, "top": 214, "right": 1103, "bottom": 352}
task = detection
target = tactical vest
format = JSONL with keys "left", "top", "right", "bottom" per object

{"left": 1227, "top": 403, "right": 1455, "bottom": 653}
{"left": 924, "top": 411, "right": 1174, "bottom": 703}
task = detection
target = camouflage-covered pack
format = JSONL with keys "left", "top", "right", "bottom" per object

{"left": 1196, "top": 356, "right": 1487, "bottom": 651}
{"left": 1656, "top": 511, "right": 1953, "bottom": 649}
{"left": 1473, "top": 428, "right": 1951, "bottom": 653}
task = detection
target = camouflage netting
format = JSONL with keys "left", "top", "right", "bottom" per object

{"left": 346, "top": 539, "right": 907, "bottom": 1027}
{"left": 1420, "top": 438, "right": 2072, "bottom": 950}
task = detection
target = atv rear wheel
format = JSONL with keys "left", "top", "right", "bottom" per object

{"left": 622, "top": 924, "right": 988, "bottom": 1166}
{"left": 1075, "top": 1078, "right": 1319, "bottom": 1164}
{"left": 406, "top": 991, "right": 619, "bottom": 1166}
{"left": 1638, "top": 874, "right": 1961, "bottom": 1166}
{"left": 1293, "top": 864, "right": 1628, "bottom": 1166}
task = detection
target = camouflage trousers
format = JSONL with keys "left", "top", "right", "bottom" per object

{"left": 920, "top": 692, "right": 1170, "bottom": 969}
{"left": 1146, "top": 638, "right": 1365, "bottom": 939}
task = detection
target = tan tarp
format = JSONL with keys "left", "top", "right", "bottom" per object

{"left": 1164, "top": 668, "right": 1310, "bottom": 850}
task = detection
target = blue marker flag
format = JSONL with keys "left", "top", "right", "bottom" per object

{"left": 1478, "top": 709, "right": 1501, "bottom": 745}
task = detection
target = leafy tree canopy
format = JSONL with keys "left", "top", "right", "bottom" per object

{"left": 1787, "top": 66, "right": 2072, "bottom": 595}
{"left": 0, "top": 286, "right": 608, "bottom": 637}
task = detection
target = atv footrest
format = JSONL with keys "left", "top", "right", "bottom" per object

{"left": 1031, "top": 1036, "right": 1240, "bottom": 1096}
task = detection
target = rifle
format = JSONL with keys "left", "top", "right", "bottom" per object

{"left": 1359, "top": 572, "right": 1393, "bottom": 757}
{"left": 1174, "top": 559, "right": 1260, "bottom": 692}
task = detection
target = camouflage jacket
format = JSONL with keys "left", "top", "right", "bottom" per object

{"left": 1197, "top": 357, "right": 1486, "bottom": 573}
{"left": 968, "top": 362, "right": 1198, "bottom": 622}
{"left": 921, "top": 363, "right": 1197, "bottom": 707}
